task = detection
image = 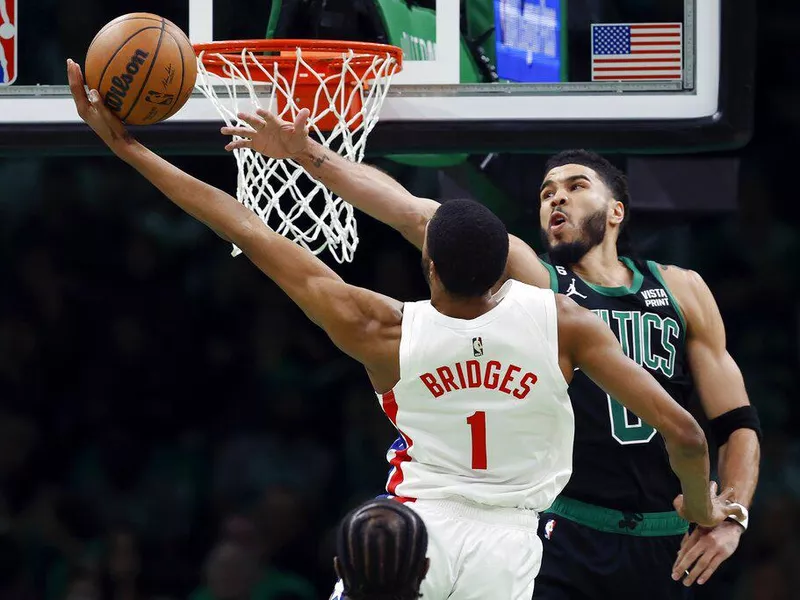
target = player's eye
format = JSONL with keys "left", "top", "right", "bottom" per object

{"left": 541, "top": 190, "right": 554, "bottom": 201}
{"left": 571, "top": 183, "right": 585, "bottom": 191}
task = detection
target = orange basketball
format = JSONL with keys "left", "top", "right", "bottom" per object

{"left": 84, "top": 13, "right": 197, "bottom": 125}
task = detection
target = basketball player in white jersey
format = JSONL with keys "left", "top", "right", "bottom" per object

{"left": 67, "top": 59, "right": 740, "bottom": 600}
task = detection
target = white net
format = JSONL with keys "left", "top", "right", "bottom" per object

{"left": 195, "top": 45, "right": 400, "bottom": 263}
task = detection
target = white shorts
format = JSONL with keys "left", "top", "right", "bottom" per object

{"left": 330, "top": 498, "right": 542, "bottom": 600}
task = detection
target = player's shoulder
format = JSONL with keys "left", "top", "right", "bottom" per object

{"left": 649, "top": 262, "right": 709, "bottom": 300}
{"left": 648, "top": 262, "right": 717, "bottom": 328}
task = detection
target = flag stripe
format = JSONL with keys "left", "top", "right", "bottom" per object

{"left": 632, "top": 41, "right": 680, "bottom": 46}
{"left": 593, "top": 74, "right": 681, "bottom": 80}
{"left": 630, "top": 33, "right": 681, "bottom": 38}
{"left": 594, "top": 58, "right": 681, "bottom": 63}
{"left": 631, "top": 49, "right": 681, "bottom": 54}
{"left": 629, "top": 23, "right": 681, "bottom": 29}
{"left": 594, "top": 66, "right": 682, "bottom": 72}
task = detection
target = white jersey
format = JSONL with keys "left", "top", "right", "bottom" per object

{"left": 379, "top": 280, "right": 574, "bottom": 511}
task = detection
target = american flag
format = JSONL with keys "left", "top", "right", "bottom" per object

{"left": 591, "top": 23, "right": 682, "bottom": 81}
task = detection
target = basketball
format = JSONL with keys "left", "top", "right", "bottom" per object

{"left": 84, "top": 13, "right": 197, "bottom": 126}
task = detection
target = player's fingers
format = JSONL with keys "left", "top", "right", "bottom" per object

{"left": 717, "top": 486, "right": 735, "bottom": 502}
{"left": 294, "top": 108, "right": 311, "bottom": 132}
{"left": 709, "top": 481, "right": 718, "bottom": 496}
{"left": 237, "top": 112, "right": 267, "bottom": 131}
{"left": 66, "top": 59, "right": 89, "bottom": 112}
{"left": 683, "top": 550, "right": 716, "bottom": 587}
{"left": 256, "top": 107, "right": 284, "bottom": 126}
{"left": 224, "top": 139, "right": 252, "bottom": 152}
{"left": 220, "top": 126, "right": 256, "bottom": 139}
{"left": 696, "top": 554, "right": 726, "bottom": 586}
{"left": 674, "top": 530, "right": 699, "bottom": 568}
{"left": 672, "top": 541, "right": 707, "bottom": 580}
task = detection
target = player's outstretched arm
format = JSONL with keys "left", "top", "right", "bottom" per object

{"left": 222, "top": 108, "right": 438, "bottom": 250}
{"left": 556, "top": 295, "right": 739, "bottom": 529}
{"left": 67, "top": 59, "right": 403, "bottom": 389}
{"left": 659, "top": 265, "right": 760, "bottom": 586}
{"left": 221, "top": 110, "right": 551, "bottom": 288}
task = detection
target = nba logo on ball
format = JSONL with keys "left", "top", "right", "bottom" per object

{"left": 0, "top": 0, "right": 16, "bottom": 85}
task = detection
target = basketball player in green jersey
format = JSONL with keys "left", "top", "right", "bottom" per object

{"left": 221, "top": 109, "right": 761, "bottom": 598}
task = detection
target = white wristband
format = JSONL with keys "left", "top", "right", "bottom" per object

{"left": 725, "top": 502, "right": 749, "bottom": 531}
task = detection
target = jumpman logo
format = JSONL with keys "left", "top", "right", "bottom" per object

{"left": 565, "top": 278, "right": 587, "bottom": 300}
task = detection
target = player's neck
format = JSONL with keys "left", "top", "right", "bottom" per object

{"left": 431, "top": 291, "right": 497, "bottom": 320}
{"left": 570, "top": 242, "right": 632, "bottom": 288}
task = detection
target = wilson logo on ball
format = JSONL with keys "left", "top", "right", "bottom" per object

{"left": 104, "top": 49, "right": 150, "bottom": 112}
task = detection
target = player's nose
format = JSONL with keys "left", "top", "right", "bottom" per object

{"left": 549, "top": 191, "right": 568, "bottom": 208}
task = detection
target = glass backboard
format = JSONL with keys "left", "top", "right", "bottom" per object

{"left": 0, "top": 0, "right": 754, "bottom": 155}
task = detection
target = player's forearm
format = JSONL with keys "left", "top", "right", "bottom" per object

{"left": 717, "top": 429, "right": 760, "bottom": 508}
{"left": 294, "top": 139, "right": 438, "bottom": 249}
{"left": 115, "top": 139, "right": 256, "bottom": 243}
{"left": 665, "top": 433, "right": 713, "bottom": 516}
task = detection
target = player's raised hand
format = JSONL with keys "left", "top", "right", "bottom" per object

{"left": 66, "top": 58, "right": 130, "bottom": 148}
{"left": 221, "top": 108, "right": 310, "bottom": 158}
{"left": 672, "top": 481, "right": 743, "bottom": 528}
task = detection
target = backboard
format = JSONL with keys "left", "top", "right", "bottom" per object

{"left": 0, "top": 0, "right": 754, "bottom": 155}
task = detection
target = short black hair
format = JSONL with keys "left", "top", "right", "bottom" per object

{"left": 544, "top": 150, "right": 631, "bottom": 246}
{"left": 336, "top": 499, "right": 428, "bottom": 600}
{"left": 426, "top": 199, "right": 509, "bottom": 297}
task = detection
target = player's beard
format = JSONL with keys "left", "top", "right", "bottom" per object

{"left": 541, "top": 208, "right": 607, "bottom": 267}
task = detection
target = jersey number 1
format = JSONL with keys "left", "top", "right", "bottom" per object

{"left": 466, "top": 411, "right": 487, "bottom": 470}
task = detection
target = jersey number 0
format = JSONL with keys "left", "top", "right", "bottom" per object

{"left": 607, "top": 394, "right": 657, "bottom": 445}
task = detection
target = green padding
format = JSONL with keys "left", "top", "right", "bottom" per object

{"left": 375, "top": 0, "right": 436, "bottom": 60}
{"left": 547, "top": 496, "right": 689, "bottom": 537}
{"left": 385, "top": 154, "right": 469, "bottom": 168}
{"left": 265, "top": 0, "right": 283, "bottom": 38}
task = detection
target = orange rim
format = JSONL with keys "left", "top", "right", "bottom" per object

{"left": 193, "top": 39, "right": 404, "bottom": 81}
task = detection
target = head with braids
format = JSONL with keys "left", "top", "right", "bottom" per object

{"left": 334, "top": 499, "right": 429, "bottom": 600}
{"left": 538, "top": 150, "right": 634, "bottom": 266}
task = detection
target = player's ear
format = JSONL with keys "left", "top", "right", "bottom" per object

{"left": 609, "top": 199, "right": 625, "bottom": 226}
{"left": 422, "top": 557, "right": 431, "bottom": 578}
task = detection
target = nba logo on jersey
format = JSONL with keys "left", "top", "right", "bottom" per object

{"left": 472, "top": 336, "right": 484, "bottom": 357}
{"left": 544, "top": 519, "right": 557, "bottom": 540}
{"left": 0, "top": 0, "right": 17, "bottom": 85}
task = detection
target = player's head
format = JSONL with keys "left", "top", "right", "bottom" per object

{"left": 334, "top": 499, "right": 429, "bottom": 600}
{"left": 539, "top": 150, "right": 631, "bottom": 265}
{"left": 422, "top": 199, "right": 509, "bottom": 298}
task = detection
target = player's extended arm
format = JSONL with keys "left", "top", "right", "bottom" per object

{"left": 665, "top": 266, "right": 760, "bottom": 509}
{"left": 221, "top": 110, "right": 551, "bottom": 287}
{"left": 556, "top": 295, "right": 735, "bottom": 529}
{"left": 67, "top": 59, "right": 403, "bottom": 388}
{"left": 661, "top": 265, "right": 761, "bottom": 586}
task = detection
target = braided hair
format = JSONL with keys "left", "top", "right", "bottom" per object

{"left": 335, "top": 499, "right": 429, "bottom": 600}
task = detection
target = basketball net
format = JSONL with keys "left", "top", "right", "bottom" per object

{"left": 194, "top": 46, "right": 400, "bottom": 262}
